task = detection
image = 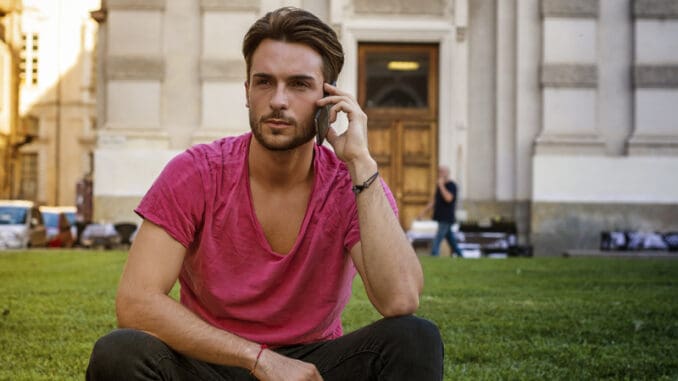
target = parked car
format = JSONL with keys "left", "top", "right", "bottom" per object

{"left": 0, "top": 200, "right": 48, "bottom": 249}
{"left": 40, "top": 206, "right": 77, "bottom": 247}
{"left": 80, "top": 223, "right": 121, "bottom": 249}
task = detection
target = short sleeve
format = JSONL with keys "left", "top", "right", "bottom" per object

{"left": 135, "top": 151, "right": 206, "bottom": 248}
{"left": 344, "top": 178, "right": 399, "bottom": 251}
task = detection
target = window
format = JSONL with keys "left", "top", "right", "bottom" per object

{"left": 19, "top": 153, "right": 38, "bottom": 201}
{"left": 19, "top": 32, "right": 39, "bottom": 86}
{"left": 364, "top": 49, "right": 430, "bottom": 109}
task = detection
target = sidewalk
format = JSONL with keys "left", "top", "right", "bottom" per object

{"left": 563, "top": 249, "right": 678, "bottom": 259}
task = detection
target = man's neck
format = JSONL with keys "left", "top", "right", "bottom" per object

{"left": 248, "top": 138, "right": 315, "bottom": 190}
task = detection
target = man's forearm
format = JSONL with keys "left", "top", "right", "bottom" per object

{"left": 116, "top": 290, "right": 259, "bottom": 371}
{"left": 350, "top": 160, "right": 424, "bottom": 316}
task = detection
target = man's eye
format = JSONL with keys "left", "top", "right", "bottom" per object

{"left": 255, "top": 79, "right": 271, "bottom": 86}
{"left": 291, "top": 81, "right": 309, "bottom": 88}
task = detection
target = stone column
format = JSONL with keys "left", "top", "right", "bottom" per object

{"left": 628, "top": 0, "right": 678, "bottom": 155}
{"left": 495, "top": 0, "right": 517, "bottom": 201}
{"left": 192, "top": 0, "right": 259, "bottom": 144}
{"left": 535, "top": 0, "right": 605, "bottom": 154}
{"left": 163, "top": 0, "right": 200, "bottom": 149}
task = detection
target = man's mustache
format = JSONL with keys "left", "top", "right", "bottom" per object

{"left": 260, "top": 110, "right": 296, "bottom": 125}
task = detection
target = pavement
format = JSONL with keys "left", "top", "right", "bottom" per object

{"left": 563, "top": 249, "right": 678, "bottom": 259}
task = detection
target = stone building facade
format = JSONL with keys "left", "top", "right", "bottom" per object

{"left": 4, "top": 0, "right": 100, "bottom": 207}
{"left": 0, "top": 0, "right": 21, "bottom": 199}
{"left": 93, "top": 0, "right": 678, "bottom": 255}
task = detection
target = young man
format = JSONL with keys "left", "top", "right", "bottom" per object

{"left": 417, "top": 166, "right": 463, "bottom": 257}
{"left": 87, "top": 7, "right": 443, "bottom": 381}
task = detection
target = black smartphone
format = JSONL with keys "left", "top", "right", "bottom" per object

{"left": 315, "top": 104, "right": 331, "bottom": 145}
{"left": 315, "top": 82, "right": 335, "bottom": 145}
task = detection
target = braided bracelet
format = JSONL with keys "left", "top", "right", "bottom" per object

{"left": 352, "top": 171, "right": 379, "bottom": 195}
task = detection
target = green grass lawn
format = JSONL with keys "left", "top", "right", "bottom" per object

{"left": 1, "top": 250, "right": 677, "bottom": 380}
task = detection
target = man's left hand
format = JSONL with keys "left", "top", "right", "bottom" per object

{"left": 319, "top": 83, "right": 373, "bottom": 169}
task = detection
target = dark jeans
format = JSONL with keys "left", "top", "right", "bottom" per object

{"left": 431, "top": 221, "right": 462, "bottom": 257}
{"left": 86, "top": 315, "right": 444, "bottom": 380}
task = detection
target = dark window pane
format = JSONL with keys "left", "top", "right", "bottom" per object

{"left": 365, "top": 50, "right": 429, "bottom": 108}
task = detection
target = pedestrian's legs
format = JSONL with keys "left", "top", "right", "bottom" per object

{"left": 86, "top": 329, "right": 251, "bottom": 381}
{"left": 282, "top": 315, "right": 444, "bottom": 381}
{"left": 444, "top": 224, "right": 463, "bottom": 257}
{"left": 431, "top": 222, "right": 451, "bottom": 256}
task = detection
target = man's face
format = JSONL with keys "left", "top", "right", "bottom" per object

{"left": 245, "top": 39, "right": 325, "bottom": 151}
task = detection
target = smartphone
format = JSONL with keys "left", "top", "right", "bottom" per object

{"left": 315, "top": 82, "right": 335, "bottom": 146}
{"left": 315, "top": 104, "right": 331, "bottom": 145}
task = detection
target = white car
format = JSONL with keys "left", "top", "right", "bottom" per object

{"left": 0, "top": 200, "right": 48, "bottom": 249}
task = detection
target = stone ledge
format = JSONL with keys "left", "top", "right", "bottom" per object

{"left": 541, "top": 64, "right": 597, "bottom": 88}
{"left": 106, "top": 0, "right": 166, "bottom": 11}
{"left": 634, "top": 65, "right": 678, "bottom": 88}
{"left": 354, "top": 0, "right": 447, "bottom": 15}
{"left": 200, "top": 0, "right": 259, "bottom": 12}
{"left": 634, "top": 0, "right": 678, "bottom": 18}
{"left": 106, "top": 56, "right": 165, "bottom": 80}
{"left": 627, "top": 134, "right": 678, "bottom": 155}
{"left": 106, "top": 56, "right": 164, "bottom": 80}
{"left": 541, "top": 0, "right": 599, "bottom": 18}
{"left": 564, "top": 249, "right": 678, "bottom": 259}
{"left": 200, "top": 59, "right": 245, "bottom": 81}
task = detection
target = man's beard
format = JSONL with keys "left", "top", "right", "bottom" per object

{"left": 249, "top": 109, "right": 316, "bottom": 151}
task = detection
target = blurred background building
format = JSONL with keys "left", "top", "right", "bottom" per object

{"left": 0, "top": 0, "right": 22, "bottom": 199}
{"left": 1, "top": 0, "right": 99, "bottom": 212}
{"left": 3, "top": 0, "right": 677, "bottom": 255}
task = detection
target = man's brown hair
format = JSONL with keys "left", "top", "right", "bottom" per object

{"left": 242, "top": 7, "right": 344, "bottom": 84}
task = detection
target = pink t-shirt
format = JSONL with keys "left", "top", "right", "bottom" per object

{"left": 135, "top": 133, "right": 397, "bottom": 346}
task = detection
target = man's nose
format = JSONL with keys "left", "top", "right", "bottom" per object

{"left": 270, "top": 85, "right": 289, "bottom": 109}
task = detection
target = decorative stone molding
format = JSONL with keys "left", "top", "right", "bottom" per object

{"left": 633, "top": 0, "right": 678, "bottom": 18}
{"left": 541, "top": 0, "right": 598, "bottom": 18}
{"left": 628, "top": 134, "right": 678, "bottom": 155}
{"left": 106, "top": 0, "right": 166, "bottom": 11}
{"left": 200, "top": 0, "right": 259, "bottom": 12}
{"left": 634, "top": 65, "right": 678, "bottom": 87}
{"left": 200, "top": 59, "right": 246, "bottom": 81}
{"left": 106, "top": 56, "right": 165, "bottom": 80}
{"left": 534, "top": 134, "right": 606, "bottom": 155}
{"left": 353, "top": 0, "right": 446, "bottom": 15}
{"left": 541, "top": 64, "right": 597, "bottom": 88}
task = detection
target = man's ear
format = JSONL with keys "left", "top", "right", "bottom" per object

{"left": 244, "top": 80, "right": 250, "bottom": 108}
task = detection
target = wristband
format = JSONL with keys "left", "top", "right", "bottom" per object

{"left": 250, "top": 343, "right": 267, "bottom": 375}
{"left": 352, "top": 171, "right": 379, "bottom": 195}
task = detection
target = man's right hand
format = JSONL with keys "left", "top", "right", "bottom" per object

{"left": 254, "top": 349, "right": 323, "bottom": 381}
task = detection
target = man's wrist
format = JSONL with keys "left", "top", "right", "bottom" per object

{"left": 347, "top": 154, "right": 378, "bottom": 185}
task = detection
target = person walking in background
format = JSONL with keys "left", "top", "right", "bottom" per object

{"left": 417, "top": 165, "right": 463, "bottom": 257}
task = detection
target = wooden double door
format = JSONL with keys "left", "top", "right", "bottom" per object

{"left": 358, "top": 43, "right": 439, "bottom": 229}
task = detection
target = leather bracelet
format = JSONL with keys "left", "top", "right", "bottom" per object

{"left": 352, "top": 171, "right": 379, "bottom": 195}
{"left": 250, "top": 343, "right": 267, "bottom": 375}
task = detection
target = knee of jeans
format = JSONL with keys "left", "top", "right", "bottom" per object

{"left": 379, "top": 316, "right": 443, "bottom": 351}
{"left": 88, "top": 329, "right": 162, "bottom": 372}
